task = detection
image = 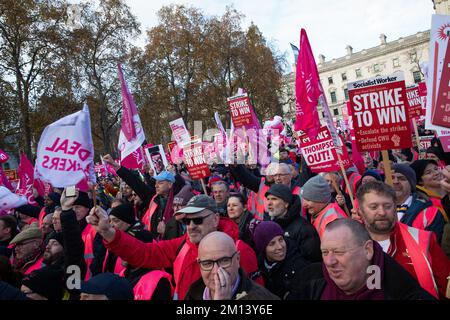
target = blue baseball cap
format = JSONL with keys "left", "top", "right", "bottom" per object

{"left": 80, "top": 273, "right": 134, "bottom": 300}
{"left": 154, "top": 171, "right": 175, "bottom": 183}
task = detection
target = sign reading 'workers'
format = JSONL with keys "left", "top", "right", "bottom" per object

{"left": 347, "top": 73, "right": 412, "bottom": 151}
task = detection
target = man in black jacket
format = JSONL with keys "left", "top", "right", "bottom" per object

{"left": 291, "top": 219, "right": 435, "bottom": 300}
{"left": 264, "top": 184, "right": 321, "bottom": 262}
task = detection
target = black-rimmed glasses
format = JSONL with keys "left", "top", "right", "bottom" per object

{"left": 197, "top": 251, "right": 238, "bottom": 271}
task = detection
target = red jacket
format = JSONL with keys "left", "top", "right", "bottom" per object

{"left": 104, "top": 216, "right": 260, "bottom": 300}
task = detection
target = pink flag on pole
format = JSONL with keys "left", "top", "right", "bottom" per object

{"left": 0, "top": 149, "right": 9, "bottom": 163}
{"left": 294, "top": 29, "right": 322, "bottom": 140}
{"left": 117, "top": 64, "right": 146, "bottom": 170}
{"left": 0, "top": 167, "right": 14, "bottom": 191}
{"left": 17, "top": 153, "right": 37, "bottom": 205}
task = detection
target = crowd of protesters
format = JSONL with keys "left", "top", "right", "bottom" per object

{"left": 0, "top": 127, "right": 449, "bottom": 301}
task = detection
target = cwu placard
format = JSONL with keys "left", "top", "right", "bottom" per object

{"left": 347, "top": 73, "right": 412, "bottom": 152}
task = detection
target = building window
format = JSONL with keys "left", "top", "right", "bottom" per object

{"left": 373, "top": 64, "right": 381, "bottom": 72}
{"left": 393, "top": 58, "right": 400, "bottom": 67}
{"left": 344, "top": 88, "right": 349, "bottom": 100}
{"left": 341, "top": 73, "right": 347, "bottom": 81}
{"left": 330, "top": 91, "right": 337, "bottom": 104}
{"left": 328, "top": 76, "right": 333, "bottom": 85}
{"left": 333, "top": 108, "right": 339, "bottom": 116}
{"left": 410, "top": 52, "right": 417, "bottom": 62}
{"left": 413, "top": 71, "right": 422, "bottom": 83}
{"left": 355, "top": 68, "right": 362, "bottom": 77}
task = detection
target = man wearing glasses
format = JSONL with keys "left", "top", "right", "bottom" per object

{"left": 87, "top": 194, "right": 260, "bottom": 300}
{"left": 185, "top": 231, "right": 279, "bottom": 300}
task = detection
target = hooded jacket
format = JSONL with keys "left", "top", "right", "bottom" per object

{"left": 269, "top": 196, "right": 322, "bottom": 263}
{"left": 104, "top": 216, "right": 259, "bottom": 300}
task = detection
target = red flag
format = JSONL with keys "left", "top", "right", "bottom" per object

{"left": 294, "top": 29, "right": 321, "bottom": 139}
{"left": 17, "top": 153, "right": 37, "bottom": 205}
{"left": 0, "top": 149, "right": 9, "bottom": 163}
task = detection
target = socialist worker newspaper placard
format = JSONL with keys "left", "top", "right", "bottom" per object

{"left": 347, "top": 73, "right": 412, "bottom": 152}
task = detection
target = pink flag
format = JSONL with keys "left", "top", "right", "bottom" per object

{"left": 0, "top": 149, "right": 9, "bottom": 163}
{"left": 0, "top": 167, "right": 14, "bottom": 191}
{"left": 33, "top": 179, "right": 53, "bottom": 198}
{"left": 294, "top": 29, "right": 321, "bottom": 140}
{"left": 17, "top": 153, "right": 37, "bottom": 205}
{"left": 117, "top": 64, "right": 146, "bottom": 170}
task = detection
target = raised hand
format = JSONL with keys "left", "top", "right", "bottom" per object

{"left": 60, "top": 187, "right": 79, "bottom": 211}
{"left": 103, "top": 154, "right": 120, "bottom": 170}
{"left": 86, "top": 205, "right": 116, "bottom": 242}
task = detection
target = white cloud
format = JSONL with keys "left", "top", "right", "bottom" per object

{"left": 124, "top": 0, "right": 435, "bottom": 71}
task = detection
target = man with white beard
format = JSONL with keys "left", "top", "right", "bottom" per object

{"left": 264, "top": 184, "right": 321, "bottom": 262}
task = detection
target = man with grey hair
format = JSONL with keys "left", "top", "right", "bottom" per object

{"left": 211, "top": 181, "right": 230, "bottom": 217}
{"left": 291, "top": 219, "right": 435, "bottom": 300}
{"left": 185, "top": 231, "right": 279, "bottom": 300}
{"left": 230, "top": 161, "right": 310, "bottom": 220}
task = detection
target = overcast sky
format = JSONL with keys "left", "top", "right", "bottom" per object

{"left": 74, "top": 0, "right": 436, "bottom": 72}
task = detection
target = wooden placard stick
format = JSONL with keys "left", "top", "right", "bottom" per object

{"left": 381, "top": 149, "right": 393, "bottom": 187}
{"left": 200, "top": 178, "right": 208, "bottom": 195}
{"left": 330, "top": 173, "right": 350, "bottom": 217}
{"left": 412, "top": 118, "right": 421, "bottom": 156}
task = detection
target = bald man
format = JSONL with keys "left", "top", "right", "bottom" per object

{"left": 185, "top": 232, "right": 279, "bottom": 300}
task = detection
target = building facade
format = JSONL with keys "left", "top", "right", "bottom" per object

{"left": 283, "top": 0, "right": 449, "bottom": 124}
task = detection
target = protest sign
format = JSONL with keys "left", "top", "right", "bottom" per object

{"left": 144, "top": 145, "right": 168, "bottom": 176}
{"left": 418, "top": 81, "right": 427, "bottom": 118}
{"left": 347, "top": 73, "right": 412, "bottom": 152}
{"left": 0, "top": 149, "right": 9, "bottom": 163}
{"left": 3, "top": 169, "right": 17, "bottom": 181}
{"left": 0, "top": 168, "right": 14, "bottom": 191}
{"left": 425, "top": 14, "right": 450, "bottom": 132}
{"left": 406, "top": 85, "right": 422, "bottom": 119}
{"left": 227, "top": 92, "right": 258, "bottom": 129}
{"left": 419, "top": 135, "right": 434, "bottom": 152}
{"left": 169, "top": 118, "right": 191, "bottom": 147}
{"left": 34, "top": 105, "right": 95, "bottom": 187}
{"left": 298, "top": 126, "right": 351, "bottom": 173}
{"left": 183, "top": 139, "right": 211, "bottom": 180}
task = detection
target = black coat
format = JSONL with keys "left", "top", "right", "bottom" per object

{"left": 257, "top": 238, "right": 310, "bottom": 299}
{"left": 60, "top": 209, "right": 87, "bottom": 281}
{"left": 270, "top": 196, "right": 322, "bottom": 263}
{"left": 290, "top": 254, "right": 436, "bottom": 300}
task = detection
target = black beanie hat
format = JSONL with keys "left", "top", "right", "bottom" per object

{"left": 410, "top": 159, "right": 438, "bottom": 185}
{"left": 72, "top": 191, "right": 92, "bottom": 209}
{"left": 21, "top": 267, "right": 65, "bottom": 300}
{"left": 109, "top": 203, "right": 136, "bottom": 225}
{"left": 15, "top": 204, "right": 41, "bottom": 218}
{"left": 46, "top": 192, "right": 61, "bottom": 206}
{"left": 47, "top": 231, "right": 64, "bottom": 248}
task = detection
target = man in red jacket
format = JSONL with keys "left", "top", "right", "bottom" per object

{"left": 86, "top": 195, "right": 260, "bottom": 300}
{"left": 356, "top": 180, "right": 449, "bottom": 299}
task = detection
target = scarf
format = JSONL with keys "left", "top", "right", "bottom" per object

{"left": 12, "top": 242, "right": 46, "bottom": 273}
{"left": 321, "top": 242, "right": 385, "bottom": 300}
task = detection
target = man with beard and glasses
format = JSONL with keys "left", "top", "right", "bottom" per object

{"left": 356, "top": 180, "right": 449, "bottom": 299}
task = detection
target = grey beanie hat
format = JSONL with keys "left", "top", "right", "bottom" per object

{"left": 392, "top": 163, "right": 416, "bottom": 192}
{"left": 301, "top": 175, "right": 332, "bottom": 203}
